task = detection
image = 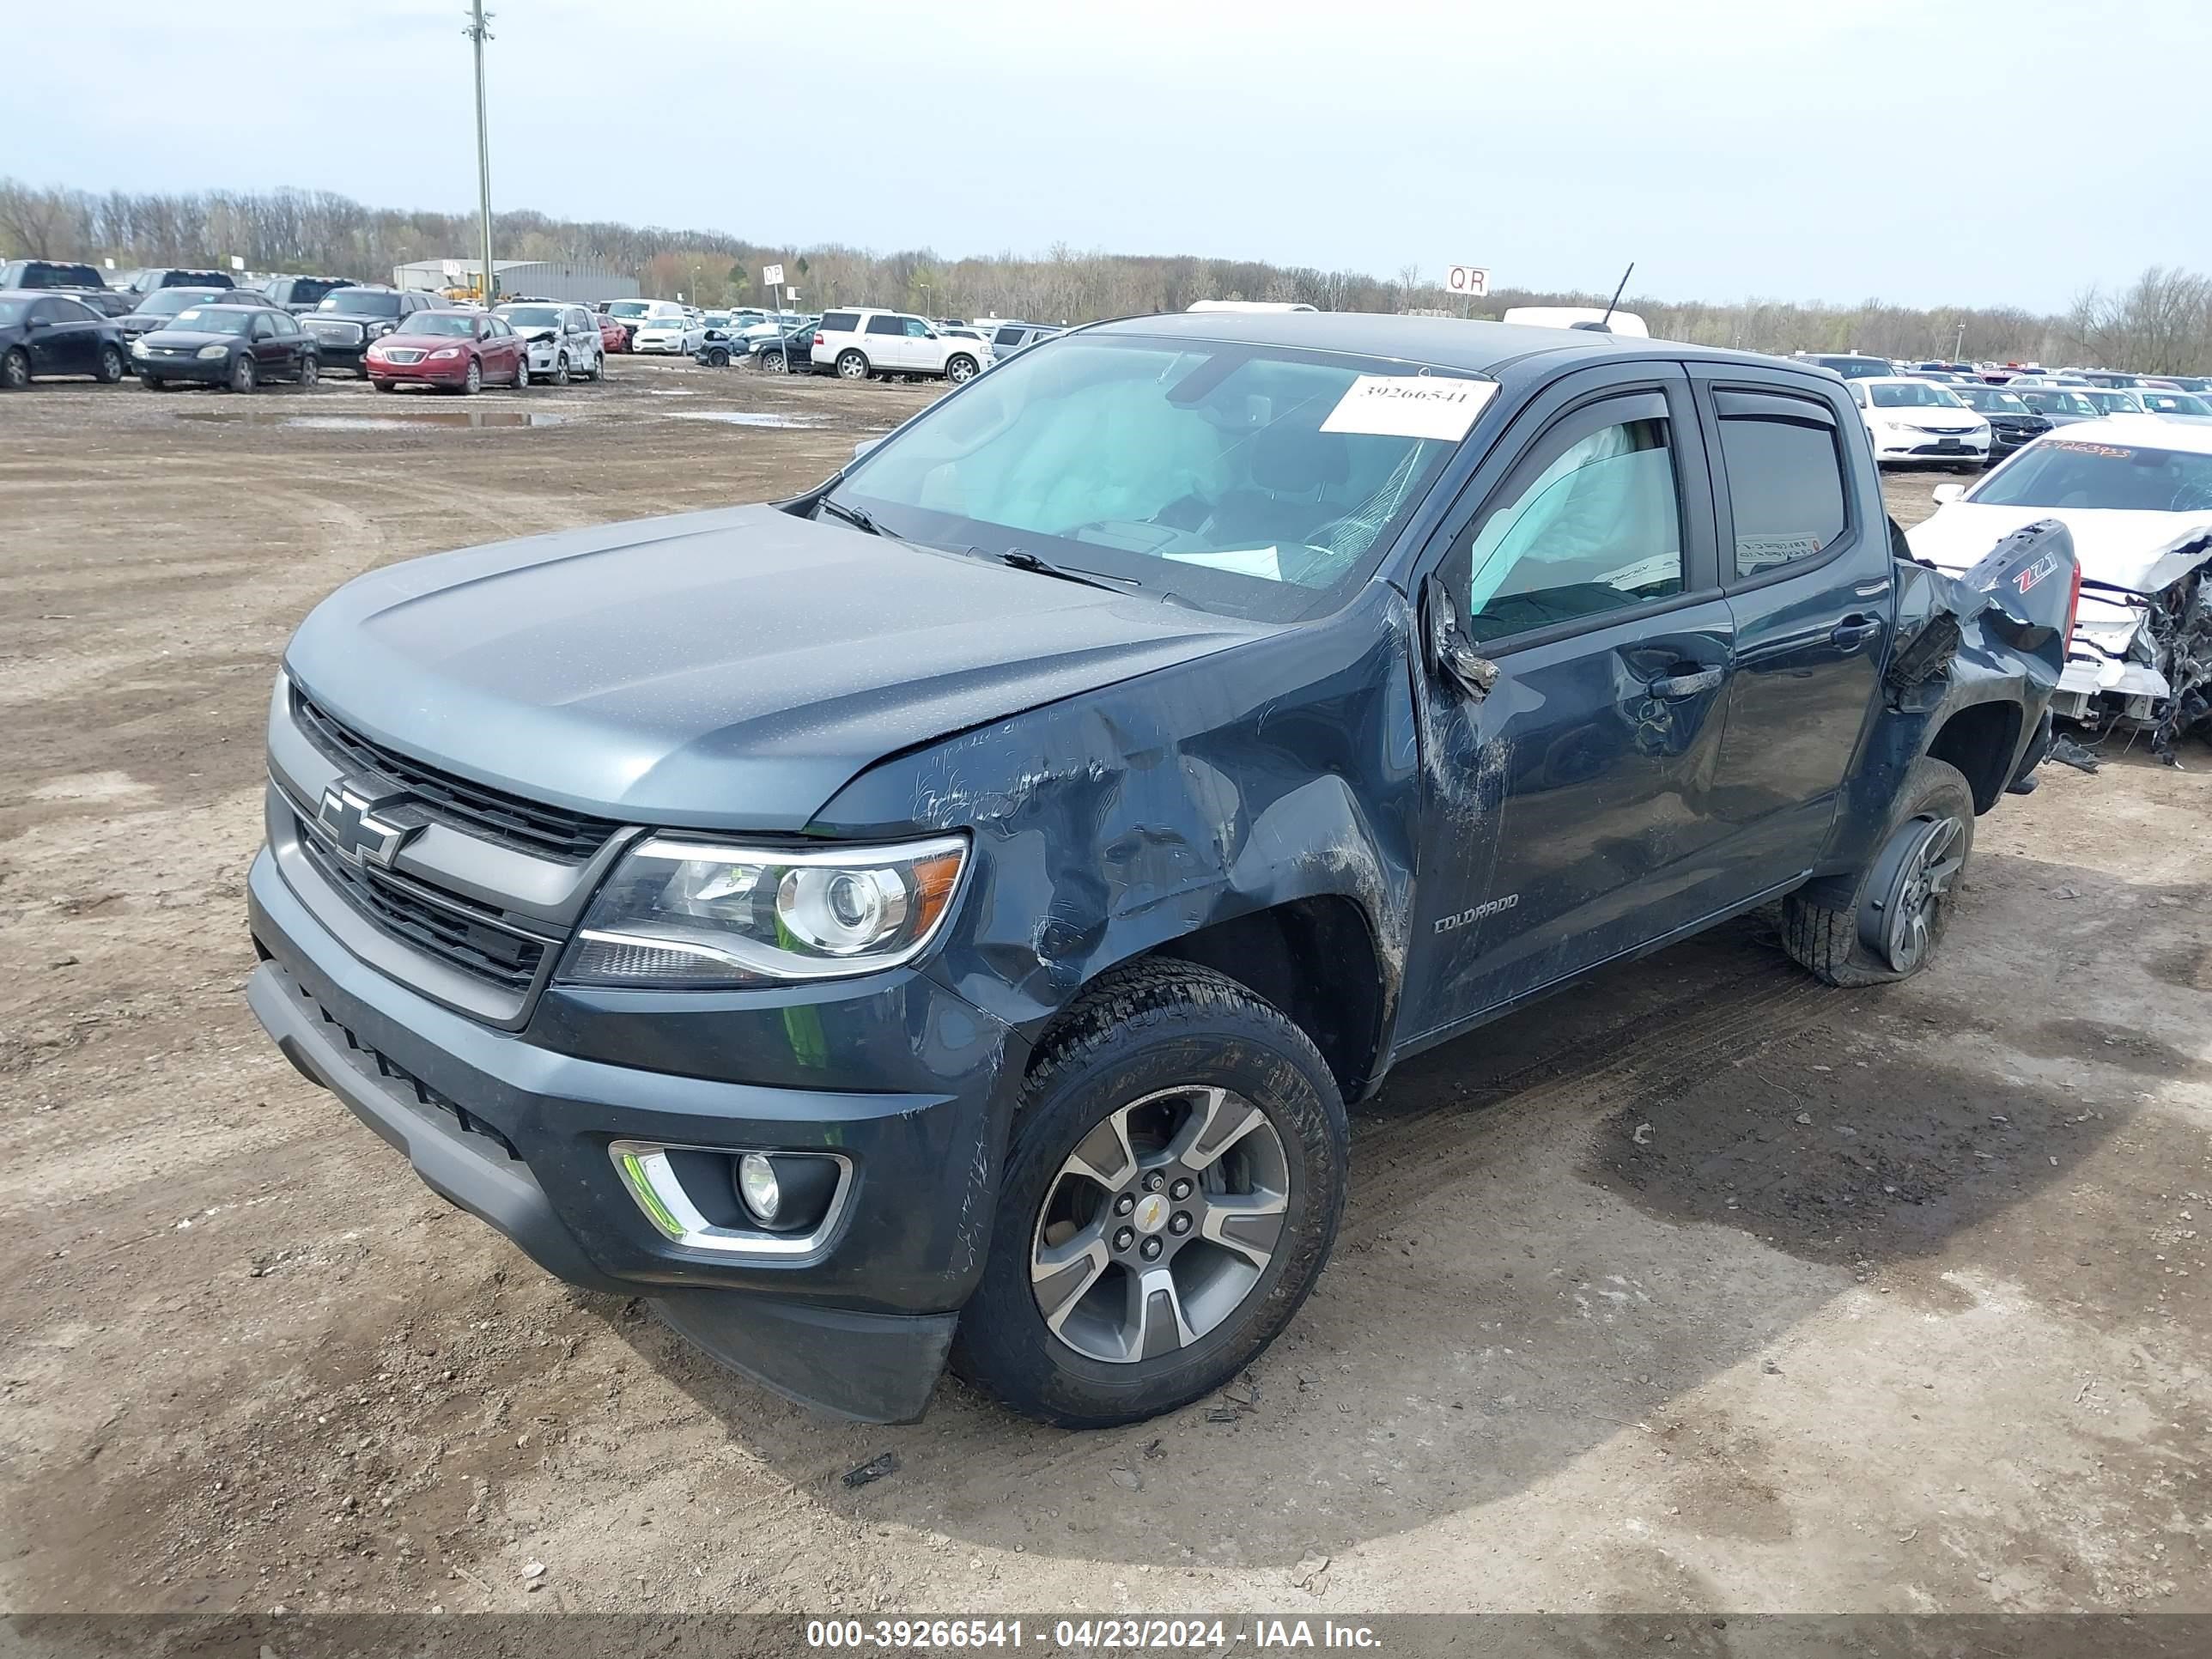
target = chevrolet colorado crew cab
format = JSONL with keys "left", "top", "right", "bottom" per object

{"left": 247, "top": 313, "right": 2074, "bottom": 1427}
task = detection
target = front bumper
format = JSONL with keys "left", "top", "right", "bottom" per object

{"left": 131, "top": 349, "right": 232, "bottom": 382}
{"left": 1873, "top": 433, "right": 1990, "bottom": 464}
{"left": 367, "top": 356, "right": 471, "bottom": 386}
{"left": 246, "top": 840, "right": 1025, "bottom": 1422}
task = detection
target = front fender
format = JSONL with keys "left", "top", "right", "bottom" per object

{"left": 811, "top": 586, "right": 1423, "bottom": 1042}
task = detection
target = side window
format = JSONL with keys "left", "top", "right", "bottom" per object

{"left": 865, "top": 315, "right": 902, "bottom": 337}
{"left": 903, "top": 317, "right": 933, "bottom": 337}
{"left": 251, "top": 314, "right": 276, "bottom": 339}
{"left": 1453, "top": 410, "right": 1685, "bottom": 645}
{"left": 273, "top": 312, "right": 299, "bottom": 335}
{"left": 29, "top": 299, "right": 64, "bottom": 323}
{"left": 1714, "top": 404, "right": 1850, "bottom": 577}
{"left": 821, "top": 311, "right": 858, "bottom": 333}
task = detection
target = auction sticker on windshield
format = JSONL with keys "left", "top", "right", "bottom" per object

{"left": 1321, "top": 374, "right": 1498, "bottom": 441}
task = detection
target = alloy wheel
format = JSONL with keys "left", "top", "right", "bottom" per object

{"left": 1030, "top": 1085, "right": 1290, "bottom": 1364}
{"left": 1863, "top": 813, "right": 1964, "bottom": 974}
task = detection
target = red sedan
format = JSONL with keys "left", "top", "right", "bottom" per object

{"left": 364, "top": 309, "right": 530, "bottom": 394}
{"left": 597, "top": 312, "right": 630, "bottom": 354}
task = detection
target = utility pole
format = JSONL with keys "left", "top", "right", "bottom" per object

{"left": 1954, "top": 319, "right": 1966, "bottom": 362}
{"left": 465, "top": 1, "right": 495, "bottom": 304}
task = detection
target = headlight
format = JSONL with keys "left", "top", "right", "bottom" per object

{"left": 428, "top": 347, "right": 460, "bottom": 360}
{"left": 131, "top": 338, "right": 149, "bottom": 355}
{"left": 563, "top": 834, "right": 969, "bottom": 987}
{"left": 198, "top": 344, "right": 228, "bottom": 359}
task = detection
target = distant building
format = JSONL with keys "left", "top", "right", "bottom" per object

{"left": 390, "top": 258, "right": 639, "bottom": 304}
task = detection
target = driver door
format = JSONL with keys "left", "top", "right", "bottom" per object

{"left": 1399, "top": 364, "right": 1740, "bottom": 1040}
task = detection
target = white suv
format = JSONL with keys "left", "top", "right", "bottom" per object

{"left": 494, "top": 301, "right": 605, "bottom": 384}
{"left": 811, "top": 308, "right": 992, "bottom": 384}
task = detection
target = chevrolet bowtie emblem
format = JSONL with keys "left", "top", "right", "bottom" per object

{"left": 316, "top": 780, "right": 422, "bottom": 869}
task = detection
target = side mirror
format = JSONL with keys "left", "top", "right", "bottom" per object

{"left": 22, "top": 314, "right": 46, "bottom": 329}
{"left": 1420, "top": 574, "right": 1498, "bottom": 702}
{"left": 1931, "top": 483, "right": 1966, "bottom": 505}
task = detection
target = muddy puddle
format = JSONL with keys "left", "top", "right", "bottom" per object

{"left": 172, "top": 409, "right": 570, "bottom": 430}
{"left": 662, "top": 410, "right": 828, "bottom": 428}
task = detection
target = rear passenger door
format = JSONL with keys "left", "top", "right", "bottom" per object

{"left": 1690, "top": 366, "right": 1891, "bottom": 886}
{"left": 1400, "top": 362, "right": 1739, "bottom": 1036}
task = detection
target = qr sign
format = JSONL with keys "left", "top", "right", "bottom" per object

{"left": 1446, "top": 265, "right": 1490, "bottom": 297}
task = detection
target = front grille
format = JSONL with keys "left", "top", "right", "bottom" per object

{"left": 276, "top": 966, "right": 520, "bottom": 1158}
{"left": 382, "top": 348, "right": 426, "bottom": 364}
{"left": 294, "top": 690, "right": 618, "bottom": 862}
{"left": 296, "top": 817, "right": 551, "bottom": 993}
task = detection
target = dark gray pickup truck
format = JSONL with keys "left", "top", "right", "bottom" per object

{"left": 246, "top": 313, "right": 2075, "bottom": 1426}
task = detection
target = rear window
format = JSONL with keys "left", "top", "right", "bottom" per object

{"left": 1714, "top": 398, "right": 1850, "bottom": 578}
{"left": 9, "top": 262, "right": 105, "bottom": 289}
{"left": 288, "top": 278, "right": 348, "bottom": 305}
{"left": 819, "top": 311, "right": 859, "bottom": 332}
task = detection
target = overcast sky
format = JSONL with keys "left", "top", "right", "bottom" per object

{"left": 13, "top": 0, "right": 2209, "bottom": 313}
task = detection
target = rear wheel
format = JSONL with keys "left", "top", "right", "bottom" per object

{"left": 836, "top": 349, "right": 870, "bottom": 380}
{"left": 1782, "top": 756, "right": 1975, "bottom": 988}
{"left": 951, "top": 961, "right": 1347, "bottom": 1428}
{"left": 96, "top": 343, "right": 126, "bottom": 384}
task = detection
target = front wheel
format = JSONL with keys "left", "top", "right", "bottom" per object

{"left": 460, "top": 358, "right": 481, "bottom": 396}
{"left": 1782, "top": 756, "right": 1975, "bottom": 988}
{"left": 951, "top": 961, "right": 1347, "bottom": 1428}
{"left": 296, "top": 354, "right": 319, "bottom": 388}
{"left": 836, "top": 349, "right": 870, "bottom": 380}
{"left": 553, "top": 355, "right": 570, "bottom": 386}
{"left": 707, "top": 348, "right": 729, "bottom": 368}
{"left": 945, "top": 353, "right": 979, "bottom": 385}
{"left": 762, "top": 350, "right": 786, "bottom": 373}
{"left": 96, "top": 343, "right": 126, "bottom": 384}
{"left": 228, "top": 354, "right": 256, "bottom": 393}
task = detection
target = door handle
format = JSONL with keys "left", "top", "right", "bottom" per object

{"left": 1831, "top": 613, "right": 1883, "bottom": 651}
{"left": 1647, "top": 666, "right": 1724, "bottom": 700}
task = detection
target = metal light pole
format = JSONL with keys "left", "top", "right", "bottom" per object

{"left": 465, "top": 1, "right": 495, "bottom": 303}
{"left": 1954, "top": 320, "right": 1966, "bottom": 362}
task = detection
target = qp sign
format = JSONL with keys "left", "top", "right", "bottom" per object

{"left": 1446, "top": 265, "right": 1489, "bottom": 297}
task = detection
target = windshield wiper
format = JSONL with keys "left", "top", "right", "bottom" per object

{"left": 817, "top": 496, "right": 888, "bottom": 537}
{"left": 994, "top": 548, "right": 1135, "bottom": 592}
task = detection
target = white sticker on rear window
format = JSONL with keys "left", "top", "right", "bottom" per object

{"left": 1320, "top": 375, "right": 1497, "bottom": 441}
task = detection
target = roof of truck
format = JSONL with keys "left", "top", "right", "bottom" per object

{"left": 1086, "top": 309, "right": 1794, "bottom": 380}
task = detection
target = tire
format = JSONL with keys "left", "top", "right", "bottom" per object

{"left": 460, "top": 359, "right": 481, "bottom": 396}
{"left": 228, "top": 354, "right": 256, "bottom": 393}
{"left": 0, "top": 349, "right": 27, "bottom": 391}
{"left": 1782, "top": 756, "right": 1976, "bottom": 988}
{"left": 138, "top": 375, "right": 164, "bottom": 391}
{"left": 836, "top": 349, "right": 870, "bottom": 380}
{"left": 296, "top": 355, "right": 319, "bottom": 388}
{"left": 372, "top": 379, "right": 396, "bottom": 393}
{"left": 707, "top": 348, "right": 728, "bottom": 368}
{"left": 511, "top": 356, "right": 530, "bottom": 390}
{"left": 763, "top": 350, "right": 785, "bottom": 374}
{"left": 945, "top": 353, "right": 979, "bottom": 385}
{"left": 96, "top": 343, "right": 125, "bottom": 384}
{"left": 950, "top": 960, "right": 1348, "bottom": 1428}
{"left": 553, "top": 355, "right": 570, "bottom": 386}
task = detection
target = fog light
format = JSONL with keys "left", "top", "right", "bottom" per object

{"left": 736, "top": 1152, "right": 781, "bottom": 1224}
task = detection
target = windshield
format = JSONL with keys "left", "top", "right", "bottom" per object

{"left": 2085, "top": 390, "right": 2144, "bottom": 413}
{"left": 1814, "top": 356, "right": 1891, "bottom": 379}
{"left": 833, "top": 334, "right": 1480, "bottom": 622}
{"left": 2017, "top": 388, "right": 2096, "bottom": 417}
{"left": 1869, "top": 382, "right": 1965, "bottom": 408}
{"left": 608, "top": 301, "right": 651, "bottom": 319}
{"left": 1971, "top": 439, "right": 2212, "bottom": 514}
{"left": 641, "top": 317, "right": 684, "bottom": 330}
{"left": 2142, "top": 392, "right": 2212, "bottom": 416}
{"left": 405, "top": 314, "right": 478, "bottom": 337}
{"left": 501, "top": 307, "right": 562, "bottom": 328}
{"left": 1957, "top": 388, "right": 2028, "bottom": 413}
{"left": 138, "top": 289, "right": 222, "bottom": 316}
{"left": 172, "top": 309, "right": 252, "bottom": 336}
{"left": 323, "top": 291, "right": 402, "bottom": 317}
{"left": 0, "top": 299, "right": 25, "bottom": 325}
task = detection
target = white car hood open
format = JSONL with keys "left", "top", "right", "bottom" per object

{"left": 1908, "top": 501, "right": 2212, "bottom": 596}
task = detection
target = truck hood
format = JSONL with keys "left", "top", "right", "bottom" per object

{"left": 1907, "top": 501, "right": 2212, "bottom": 596}
{"left": 283, "top": 504, "right": 1257, "bottom": 832}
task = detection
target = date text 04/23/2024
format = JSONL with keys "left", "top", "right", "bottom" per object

{"left": 805, "top": 1619, "right": 1383, "bottom": 1651}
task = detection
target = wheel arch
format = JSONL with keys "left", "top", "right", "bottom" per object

{"left": 1923, "top": 696, "right": 2024, "bottom": 813}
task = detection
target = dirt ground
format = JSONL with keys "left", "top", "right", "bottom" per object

{"left": 1, "top": 356, "right": 2205, "bottom": 1624}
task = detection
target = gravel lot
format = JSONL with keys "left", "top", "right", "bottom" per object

{"left": 1, "top": 357, "right": 2205, "bottom": 1626}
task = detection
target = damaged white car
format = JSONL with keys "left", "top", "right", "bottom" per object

{"left": 1909, "top": 415, "right": 2212, "bottom": 756}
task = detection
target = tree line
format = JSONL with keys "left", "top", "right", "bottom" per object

{"left": 5, "top": 177, "right": 2210, "bottom": 374}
